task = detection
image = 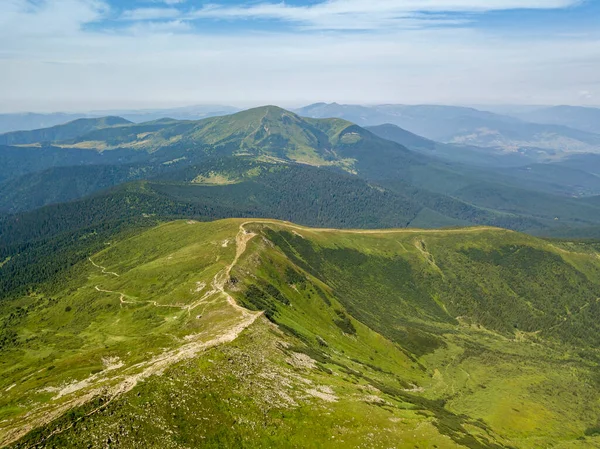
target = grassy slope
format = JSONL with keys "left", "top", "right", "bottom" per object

{"left": 0, "top": 220, "right": 251, "bottom": 444}
{"left": 2, "top": 219, "right": 600, "bottom": 447}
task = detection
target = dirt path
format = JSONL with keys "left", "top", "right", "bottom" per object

{"left": 9, "top": 306, "right": 262, "bottom": 449}
{"left": 94, "top": 286, "right": 187, "bottom": 310}
{"left": 220, "top": 225, "right": 257, "bottom": 312}
{"left": 186, "top": 224, "right": 257, "bottom": 316}
{"left": 3, "top": 225, "right": 263, "bottom": 448}
{"left": 546, "top": 297, "right": 600, "bottom": 332}
{"left": 88, "top": 257, "right": 120, "bottom": 277}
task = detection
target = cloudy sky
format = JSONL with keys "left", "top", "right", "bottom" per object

{"left": 0, "top": 0, "right": 598, "bottom": 112}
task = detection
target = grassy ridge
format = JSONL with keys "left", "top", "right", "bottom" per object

{"left": 2, "top": 219, "right": 600, "bottom": 447}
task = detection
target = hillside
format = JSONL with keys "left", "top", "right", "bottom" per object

{"left": 551, "top": 153, "right": 600, "bottom": 176}
{"left": 366, "top": 123, "right": 537, "bottom": 167}
{"left": 0, "top": 144, "right": 150, "bottom": 184}
{"left": 0, "top": 158, "right": 427, "bottom": 219}
{"left": 2, "top": 219, "right": 600, "bottom": 447}
{"left": 0, "top": 159, "right": 509, "bottom": 296}
{"left": 364, "top": 124, "right": 600, "bottom": 199}
{"left": 9, "top": 156, "right": 586, "bottom": 303}
{"left": 0, "top": 106, "right": 420, "bottom": 172}
{"left": 2, "top": 106, "right": 600, "bottom": 240}
{"left": 0, "top": 117, "right": 132, "bottom": 146}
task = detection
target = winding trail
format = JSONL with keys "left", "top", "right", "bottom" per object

{"left": 545, "top": 297, "right": 600, "bottom": 333}
{"left": 184, "top": 225, "right": 257, "bottom": 316}
{"left": 94, "top": 286, "right": 187, "bottom": 310}
{"left": 3, "top": 223, "right": 262, "bottom": 449}
{"left": 88, "top": 257, "right": 120, "bottom": 277}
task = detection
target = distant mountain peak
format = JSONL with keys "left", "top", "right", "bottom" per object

{"left": 66, "top": 116, "right": 132, "bottom": 127}
{"left": 0, "top": 115, "right": 132, "bottom": 146}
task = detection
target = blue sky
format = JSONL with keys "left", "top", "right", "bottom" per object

{"left": 0, "top": 0, "right": 598, "bottom": 112}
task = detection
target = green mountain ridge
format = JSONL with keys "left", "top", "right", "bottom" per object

{"left": 0, "top": 117, "right": 132, "bottom": 146}
{"left": 0, "top": 158, "right": 504, "bottom": 297}
{"left": 2, "top": 219, "right": 600, "bottom": 447}
{"left": 0, "top": 105, "right": 240, "bottom": 134}
{"left": 2, "top": 105, "right": 600, "bottom": 244}
{"left": 2, "top": 103, "right": 600, "bottom": 445}
{"left": 0, "top": 106, "right": 416, "bottom": 168}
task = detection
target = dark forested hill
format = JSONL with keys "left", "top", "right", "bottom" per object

{"left": 0, "top": 145, "right": 149, "bottom": 183}
{"left": 0, "top": 157, "right": 551, "bottom": 299}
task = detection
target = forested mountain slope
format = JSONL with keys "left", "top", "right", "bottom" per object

{"left": 2, "top": 106, "right": 600, "bottom": 241}
{"left": 0, "top": 145, "right": 146, "bottom": 183}
{"left": 9, "top": 154, "right": 588, "bottom": 303}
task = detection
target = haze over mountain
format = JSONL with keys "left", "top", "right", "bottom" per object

{"left": 297, "top": 103, "right": 600, "bottom": 159}
{"left": 511, "top": 105, "right": 600, "bottom": 135}
{"left": 0, "top": 105, "right": 240, "bottom": 134}
{"left": 365, "top": 123, "right": 537, "bottom": 168}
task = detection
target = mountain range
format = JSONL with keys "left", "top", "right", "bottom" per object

{"left": 297, "top": 103, "right": 600, "bottom": 159}
{"left": 5, "top": 102, "right": 600, "bottom": 160}
{"left": 2, "top": 105, "right": 600, "bottom": 232}
{"left": 0, "top": 105, "right": 240, "bottom": 134}
{"left": 512, "top": 105, "right": 600, "bottom": 135}
{"left": 2, "top": 104, "right": 600, "bottom": 447}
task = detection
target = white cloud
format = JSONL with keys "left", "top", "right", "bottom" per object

{"left": 0, "top": 0, "right": 108, "bottom": 37}
{"left": 120, "top": 0, "right": 582, "bottom": 30}
{"left": 186, "top": 0, "right": 582, "bottom": 30}
{"left": 0, "top": 0, "right": 598, "bottom": 112}
{"left": 121, "top": 7, "right": 181, "bottom": 21}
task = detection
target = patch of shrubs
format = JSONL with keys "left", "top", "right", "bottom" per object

{"left": 334, "top": 310, "right": 356, "bottom": 335}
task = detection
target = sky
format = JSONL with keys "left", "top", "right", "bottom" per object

{"left": 0, "top": 0, "right": 599, "bottom": 112}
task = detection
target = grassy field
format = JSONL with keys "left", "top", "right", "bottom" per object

{"left": 2, "top": 219, "right": 600, "bottom": 448}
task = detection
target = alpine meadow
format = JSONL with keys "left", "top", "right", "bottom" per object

{"left": 2, "top": 0, "right": 600, "bottom": 448}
